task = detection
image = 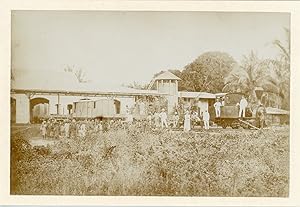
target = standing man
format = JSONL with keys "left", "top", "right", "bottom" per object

{"left": 70, "top": 119, "right": 76, "bottom": 138}
{"left": 183, "top": 111, "right": 191, "bottom": 132}
{"left": 191, "top": 110, "right": 200, "bottom": 128}
{"left": 125, "top": 105, "right": 130, "bottom": 115}
{"left": 79, "top": 121, "right": 87, "bottom": 138}
{"left": 239, "top": 95, "right": 248, "bottom": 118}
{"left": 154, "top": 110, "right": 160, "bottom": 128}
{"left": 99, "top": 121, "right": 104, "bottom": 134}
{"left": 203, "top": 110, "right": 210, "bottom": 130}
{"left": 64, "top": 120, "right": 70, "bottom": 138}
{"left": 147, "top": 112, "right": 152, "bottom": 127}
{"left": 256, "top": 104, "right": 266, "bottom": 129}
{"left": 40, "top": 121, "right": 47, "bottom": 139}
{"left": 125, "top": 105, "right": 133, "bottom": 124}
{"left": 221, "top": 97, "right": 225, "bottom": 106}
{"left": 173, "top": 111, "right": 180, "bottom": 128}
{"left": 159, "top": 108, "right": 168, "bottom": 128}
{"left": 213, "top": 99, "right": 222, "bottom": 118}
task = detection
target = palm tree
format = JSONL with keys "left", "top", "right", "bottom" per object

{"left": 273, "top": 28, "right": 290, "bottom": 65}
{"left": 260, "top": 58, "right": 289, "bottom": 109}
{"left": 271, "top": 28, "right": 290, "bottom": 109}
{"left": 223, "top": 51, "right": 277, "bottom": 104}
{"left": 223, "top": 28, "right": 290, "bottom": 109}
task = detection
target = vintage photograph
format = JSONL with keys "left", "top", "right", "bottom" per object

{"left": 10, "top": 11, "right": 290, "bottom": 197}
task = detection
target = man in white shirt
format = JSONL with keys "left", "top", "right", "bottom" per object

{"left": 79, "top": 121, "right": 86, "bottom": 138}
{"left": 203, "top": 110, "right": 210, "bottom": 130}
{"left": 239, "top": 95, "right": 248, "bottom": 117}
{"left": 213, "top": 99, "right": 222, "bottom": 117}
{"left": 173, "top": 112, "right": 179, "bottom": 128}
{"left": 159, "top": 108, "right": 168, "bottom": 128}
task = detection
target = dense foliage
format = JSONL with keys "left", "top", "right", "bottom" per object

{"left": 153, "top": 52, "right": 236, "bottom": 93}
{"left": 11, "top": 125, "right": 289, "bottom": 196}
{"left": 179, "top": 52, "right": 237, "bottom": 93}
{"left": 149, "top": 29, "right": 290, "bottom": 109}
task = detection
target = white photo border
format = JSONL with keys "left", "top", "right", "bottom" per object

{"left": 0, "top": 0, "right": 299, "bottom": 206}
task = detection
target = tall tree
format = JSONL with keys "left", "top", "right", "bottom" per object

{"left": 64, "top": 65, "right": 90, "bottom": 83}
{"left": 271, "top": 28, "right": 290, "bottom": 109}
{"left": 273, "top": 28, "right": 290, "bottom": 64}
{"left": 179, "top": 52, "right": 237, "bottom": 93}
{"left": 223, "top": 51, "right": 277, "bottom": 103}
{"left": 223, "top": 28, "right": 290, "bottom": 109}
{"left": 261, "top": 59, "right": 289, "bottom": 108}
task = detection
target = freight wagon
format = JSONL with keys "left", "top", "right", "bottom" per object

{"left": 72, "top": 98, "right": 122, "bottom": 120}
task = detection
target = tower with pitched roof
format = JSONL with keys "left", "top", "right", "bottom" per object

{"left": 148, "top": 71, "right": 181, "bottom": 113}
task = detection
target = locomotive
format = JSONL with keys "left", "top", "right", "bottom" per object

{"left": 209, "top": 91, "right": 266, "bottom": 129}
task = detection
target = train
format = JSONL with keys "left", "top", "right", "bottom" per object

{"left": 31, "top": 92, "right": 267, "bottom": 130}
{"left": 72, "top": 96, "right": 167, "bottom": 120}
{"left": 30, "top": 96, "right": 164, "bottom": 122}
{"left": 209, "top": 92, "right": 266, "bottom": 129}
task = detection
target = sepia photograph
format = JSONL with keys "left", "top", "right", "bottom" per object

{"left": 10, "top": 10, "right": 290, "bottom": 197}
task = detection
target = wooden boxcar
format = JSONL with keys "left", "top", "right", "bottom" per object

{"left": 72, "top": 98, "right": 122, "bottom": 119}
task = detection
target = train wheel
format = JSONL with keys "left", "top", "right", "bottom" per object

{"left": 231, "top": 120, "right": 240, "bottom": 129}
{"left": 241, "top": 122, "right": 249, "bottom": 129}
{"left": 221, "top": 121, "right": 227, "bottom": 129}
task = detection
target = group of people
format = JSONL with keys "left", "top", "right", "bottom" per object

{"left": 134, "top": 108, "right": 211, "bottom": 132}
{"left": 126, "top": 107, "right": 175, "bottom": 129}
{"left": 39, "top": 95, "right": 253, "bottom": 138}
{"left": 39, "top": 118, "right": 112, "bottom": 139}
{"left": 183, "top": 110, "right": 211, "bottom": 131}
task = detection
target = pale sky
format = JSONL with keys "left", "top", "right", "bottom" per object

{"left": 12, "top": 11, "right": 290, "bottom": 87}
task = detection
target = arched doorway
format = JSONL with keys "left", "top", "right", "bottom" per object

{"left": 30, "top": 97, "right": 49, "bottom": 123}
{"left": 11, "top": 97, "right": 16, "bottom": 124}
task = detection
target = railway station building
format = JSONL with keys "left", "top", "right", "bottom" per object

{"left": 11, "top": 70, "right": 217, "bottom": 124}
{"left": 11, "top": 70, "right": 290, "bottom": 125}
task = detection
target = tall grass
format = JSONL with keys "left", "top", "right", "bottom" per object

{"left": 11, "top": 126, "right": 289, "bottom": 196}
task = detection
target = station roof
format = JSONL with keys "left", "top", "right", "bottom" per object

{"left": 215, "top": 92, "right": 227, "bottom": 97}
{"left": 179, "top": 91, "right": 216, "bottom": 99}
{"left": 11, "top": 70, "right": 167, "bottom": 97}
